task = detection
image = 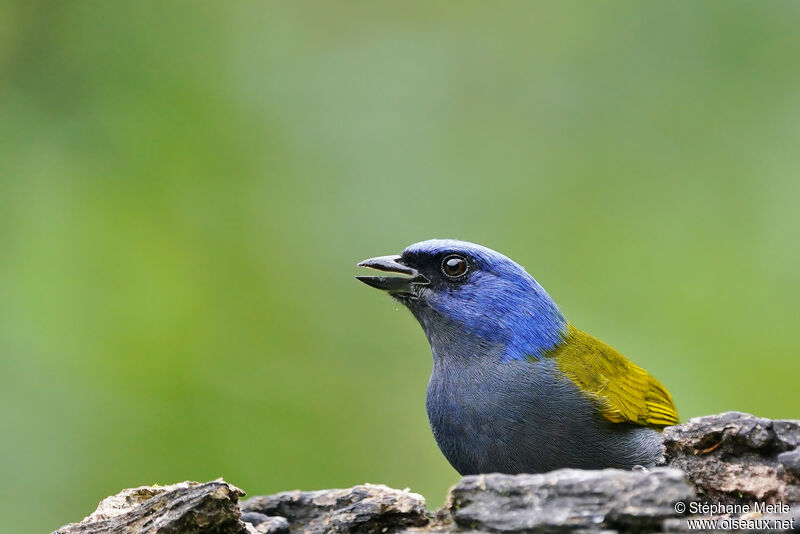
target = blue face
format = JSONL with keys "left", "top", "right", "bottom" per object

{"left": 396, "top": 239, "right": 567, "bottom": 360}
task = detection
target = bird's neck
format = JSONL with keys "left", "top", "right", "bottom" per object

{"left": 413, "top": 299, "right": 567, "bottom": 364}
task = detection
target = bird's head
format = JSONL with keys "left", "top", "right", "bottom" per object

{"left": 357, "top": 239, "right": 567, "bottom": 360}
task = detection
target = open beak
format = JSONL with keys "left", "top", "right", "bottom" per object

{"left": 356, "top": 255, "right": 430, "bottom": 297}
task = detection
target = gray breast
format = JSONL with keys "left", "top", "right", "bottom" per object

{"left": 425, "top": 349, "right": 663, "bottom": 475}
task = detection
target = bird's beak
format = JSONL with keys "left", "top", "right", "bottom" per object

{"left": 356, "top": 255, "right": 430, "bottom": 297}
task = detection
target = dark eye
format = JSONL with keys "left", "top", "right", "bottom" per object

{"left": 441, "top": 255, "right": 469, "bottom": 279}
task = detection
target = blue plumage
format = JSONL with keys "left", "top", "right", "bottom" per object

{"left": 403, "top": 239, "right": 566, "bottom": 361}
{"left": 357, "top": 239, "right": 672, "bottom": 475}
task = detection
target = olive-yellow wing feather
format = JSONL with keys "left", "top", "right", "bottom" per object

{"left": 546, "top": 325, "right": 679, "bottom": 428}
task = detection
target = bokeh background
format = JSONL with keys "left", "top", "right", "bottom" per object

{"left": 2, "top": 2, "right": 800, "bottom": 532}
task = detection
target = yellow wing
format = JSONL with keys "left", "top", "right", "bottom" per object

{"left": 546, "top": 325, "right": 679, "bottom": 428}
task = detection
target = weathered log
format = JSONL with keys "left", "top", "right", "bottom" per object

{"left": 53, "top": 412, "right": 800, "bottom": 533}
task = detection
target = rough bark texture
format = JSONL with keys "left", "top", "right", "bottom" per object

{"left": 445, "top": 468, "right": 693, "bottom": 532}
{"left": 53, "top": 412, "right": 800, "bottom": 534}
{"left": 52, "top": 480, "right": 248, "bottom": 534}
{"left": 241, "top": 484, "right": 429, "bottom": 533}
{"left": 662, "top": 411, "right": 800, "bottom": 504}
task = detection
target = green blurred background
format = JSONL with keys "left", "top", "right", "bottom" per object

{"left": 2, "top": 2, "right": 800, "bottom": 532}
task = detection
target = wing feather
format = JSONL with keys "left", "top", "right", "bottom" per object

{"left": 545, "top": 325, "right": 679, "bottom": 428}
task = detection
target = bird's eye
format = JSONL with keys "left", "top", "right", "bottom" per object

{"left": 441, "top": 255, "right": 469, "bottom": 279}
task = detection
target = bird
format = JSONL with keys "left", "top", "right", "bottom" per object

{"left": 356, "top": 239, "right": 678, "bottom": 476}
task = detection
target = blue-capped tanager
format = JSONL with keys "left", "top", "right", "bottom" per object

{"left": 357, "top": 239, "right": 678, "bottom": 475}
